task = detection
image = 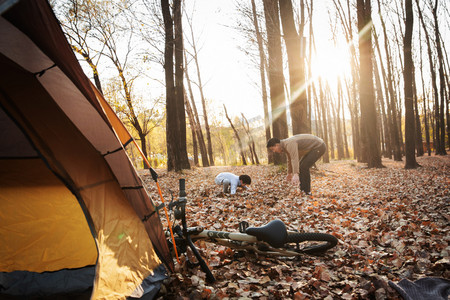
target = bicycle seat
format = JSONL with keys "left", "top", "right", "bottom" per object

{"left": 245, "top": 220, "right": 287, "bottom": 248}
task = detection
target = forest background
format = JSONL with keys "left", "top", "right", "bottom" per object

{"left": 52, "top": 0, "right": 449, "bottom": 171}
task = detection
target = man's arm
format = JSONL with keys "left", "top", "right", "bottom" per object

{"left": 285, "top": 141, "right": 299, "bottom": 174}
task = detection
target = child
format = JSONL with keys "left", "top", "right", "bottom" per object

{"left": 214, "top": 172, "right": 251, "bottom": 195}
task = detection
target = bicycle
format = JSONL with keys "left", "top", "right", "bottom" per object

{"left": 165, "top": 178, "right": 338, "bottom": 283}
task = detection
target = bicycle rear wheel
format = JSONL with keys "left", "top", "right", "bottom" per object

{"left": 285, "top": 232, "right": 338, "bottom": 255}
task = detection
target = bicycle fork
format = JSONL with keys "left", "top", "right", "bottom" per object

{"left": 172, "top": 220, "right": 215, "bottom": 283}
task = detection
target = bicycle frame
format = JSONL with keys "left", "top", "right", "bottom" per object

{"left": 166, "top": 178, "right": 337, "bottom": 283}
{"left": 189, "top": 229, "right": 307, "bottom": 257}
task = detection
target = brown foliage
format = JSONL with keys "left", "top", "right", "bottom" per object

{"left": 142, "top": 155, "right": 449, "bottom": 299}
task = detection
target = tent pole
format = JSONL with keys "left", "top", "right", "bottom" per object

{"left": 133, "top": 140, "right": 181, "bottom": 264}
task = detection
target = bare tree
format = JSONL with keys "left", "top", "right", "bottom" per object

{"left": 333, "top": 0, "right": 362, "bottom": 161}
{"left": 162, "top": 0, "right": 190, "bottom": 171}
{"left": 404, "top": 0, "right": 419, "bottom": 168}
{"left": 56, "top": 0, "right": 105, "bottom": 93}
{"left": 279, "top": 0, "right": 308, "bottom": 134}
{"left": 318, "top": 78, "right": 330, "bottom": 163}
{"left": 224, "top": 105, "right": 247, "bottom": 165}
{"left": 250, "top": 0, "right": 272, "bottom": 161}
{"left": 241, "top": 113, "right": 260, "bottom": 165}
{"left": 184, "top": 50, "right": 209, "bottom": 167}
{"left": 184, "top": 9, "right": 215, "bottom": 165}
{"left": 376, "top": 0, "right": 402, "bottom": 161}
{"left": 263, "top": 0, "right": 288, "bottom": 164}
{"left": 357, "top": 0, "right": 383, "bottom": 168}
{"left": 184, "top": 89, "right": 198, "bottom": 166}
{"left": 431, "top": 0, "right": 447, "bottom": 155}
{"left": 59, "top": 0, "right": 156, "bottom": 167}
{"left": 416, "top": 0, "right": 442, "bottom": 155}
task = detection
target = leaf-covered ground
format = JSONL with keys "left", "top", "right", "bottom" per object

{"left": 141, "top": 155, "right": 449, "bottom": 299}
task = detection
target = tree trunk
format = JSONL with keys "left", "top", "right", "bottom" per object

{"left": 307, "top": 1, "right": 314, "bottom": 133}
{"left": 357, "top": 0, "right": 382, "bottom": 168}
{"left": 71, "top": 45, "right": 103, "bottom": 94}
{"left": 173, "top": 0, "right": 190, "bottom": 170}
{"left": 242, "top": 113, "right": 260, "bottom": 165}
{"left": 341, "top": 81, "right": 350, "bottom": 158}
{"left": 312, "top": 84, "right": 323, "bottom": 139}
{"left": 224, "top": 105, "right": 247, "bottom": 165}
{"left": 318, "top": 79, "right": 330, "bottom": 163}
{"left": 162, "top": 0, "right": 176, "bottom": 170}
{"left": 162, "top": 0, "right": 190, "bottom": 171}
{"left": 373, "top": 52, "right": 391, "bottom": 158}
{"left": 421, "top": 69, "right": 432, "bottom": 156}
{"left": 263, "top": 0, "right": 288, "bottom": 164}
{"left": 404, "top": 0, "right": 418, "bottom": 169}
{"left": 250, "top": 0, "right": 272, "bottom": 162}
{"left": 335, "top": 78, "right": 345, "bottom": 160}
{"left": 187, "top": 32, "right": 215, "bottom": 165}
{"left": 415, "top": 0, "right": 441, "bottom": 155}
{"left": 184, "top": 51, "right": 209, "bottom": 166}
{"left": 413, "top": 67, "right": 424, "bottom": 156}
{"left": 184, "top": 90, "right": 198, "bottom": 166}
{"left": 279, "top": 0, "right": 308, "bottom": 134}
{"left": 432, "top": 0, "right": 447, "bottom": 155}
{"left": 377, "top": 0, "right": 402, "bottom": 161}
{"left": 326, "top": 89, "right": 335, "bottom": 160}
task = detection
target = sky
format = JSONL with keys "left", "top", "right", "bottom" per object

{"left": 182, "top": 1, "right": 346, "bottom": 123}
{"left": 183, "top": 0, "right": 450, "bottom": 126}
{"left": 67, "top": 0, "right": 449, "bottom": 125}
{"left": 184, "top": 1, "right": 264, "bottom": 121}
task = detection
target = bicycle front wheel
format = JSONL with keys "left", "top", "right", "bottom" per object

{"left": 285, "top": 232, "right": 338, "bottom": 255}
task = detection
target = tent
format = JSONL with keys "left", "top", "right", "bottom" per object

{"left": 0, "top": 0, "right": 173, "bottom": 298}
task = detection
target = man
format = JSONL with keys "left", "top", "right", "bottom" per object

{"left": 214, "top": 172, "right": 251, "bottom": 195}
{"left": 267, "top": 134, "right": 326, "bottom": 195}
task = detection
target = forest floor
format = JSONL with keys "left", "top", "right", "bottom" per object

{"left": 141, "top": 155, "right": 449, "bottom": 300}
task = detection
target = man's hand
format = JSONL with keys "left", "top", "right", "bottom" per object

{"left": 286, "top": 174, "right": 293, "bottom": 181}
{"left": 291, "top": 174, "right": 299, "bottom": 184}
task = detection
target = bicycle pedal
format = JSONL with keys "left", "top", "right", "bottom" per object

{"left": 239, "top": 221, "right": 249, "bottom": 233}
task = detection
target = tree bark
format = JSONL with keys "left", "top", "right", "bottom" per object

{"left": 419, "top": 33, "right": 432, "bottom": 155}
{"left": 404, "top": 0, "right": 418, "bottom": 169}
{"left": 184, "top": 51, "right": 209, "bottom": 166}
{"left": 431, "top": 0, "right": 447, "bottom": 155}
{"left": 279, "top": 0, "right": 308, "bottom": 134}
{"left": 357, "top": 0, "right": 383, "bottom": 168}
{"left": 186, "top": 25, "right": 215, "bottom": 165}
{"left": 335, "top": 78, "right": 345, "bottom": 160}
{"left": 377, "top": 0, "right": 402, "bottom": 161}
{"left": 416, "top": 0, "right": 441, "bottom": 155}
{"left": 412, "top": 66, "right": 424, "bottom": 157}
{"left": 224, "top": 105, "right": 247, "bottom": 165}
{"left": 373, "top": 51, "right": 391, "bottom": 158}
{"left": 373, "top": 29, "right": 393, "bottom": 158}
{"left": 162, "top": 0, "right": 190, "bottom": 171}
{"left": 250, "top": 0, "right": 272, "bottom": 157}
{"left": 242, "top": 113, "right": 260, "bottom": 165}
{"left": 263, "top": 0, "right": 288, "bottom": 164}
{"left": 184, "top": 90, "right": 198, "bottom": 166}
{"left": 318, "top": 78, "right": 330, "bottom": 163}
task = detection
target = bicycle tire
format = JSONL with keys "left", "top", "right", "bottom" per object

{"left": 285, "top": 232, "right": 338, "bottom": 254}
